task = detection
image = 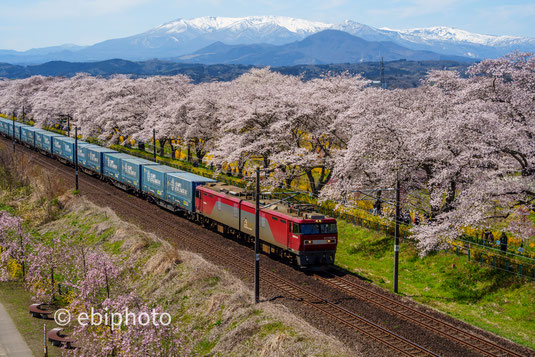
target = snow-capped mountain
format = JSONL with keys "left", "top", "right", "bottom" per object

{"left": 336, "top": 20, "right": 535, "bottom": 58}
{"left": 155, "top": 16, "right": 332, "bottom": 36}
{"left": 1, "top": 16, "right": 534, "bottom": 64}
{"left": 381, "top": 26, "right": 529, "bottom": 47}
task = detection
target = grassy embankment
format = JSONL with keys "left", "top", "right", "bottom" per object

{"left": 0, "top": 147, "right": 353, "bottom": 356}
{"left": 335, "top": 220, "right": 535, "bottom": 349}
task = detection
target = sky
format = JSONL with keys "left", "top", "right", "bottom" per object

{"left": 1, "top": 0, "right": 534, "bottom": 51}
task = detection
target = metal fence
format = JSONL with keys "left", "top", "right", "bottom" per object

{"left": 451, "top": 242, "right": 535, "bottom": 280}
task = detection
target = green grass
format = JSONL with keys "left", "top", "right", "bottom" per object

{"left": 335, "top": 220, "right": 535, "bottom": 349}
{"left": 0, "top": 281, "right": 61, "bottom": 357}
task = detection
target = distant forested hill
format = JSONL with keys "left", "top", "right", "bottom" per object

{"left": 0, "top": 59, "right": 471, "bottom": 88}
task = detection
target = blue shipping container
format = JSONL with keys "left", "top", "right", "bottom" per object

{"left": 20, "top": 126, "right": 37, "bottom": 146}
{"left": 35, "top": 131, "right": 62, "bottom": 153}
{"left": 0, "top": 119, "right": 8, "bottom": 135}
{"left": 166, "top": 172, "right": 216, "bottom": 211}
{"left": 2, "top": 121, "right": 21, "bottom": 139}
{"left": 142, "top": 165, "right": 183, "bottom": 199}
{"left": 52, "top": 137, "right": 89, "bottom": 162}
{"left": 77, "top": 144, "right": 98, "bottom": 170}
{"left": 102, "top": 153, "right": 133, "bottom": 182}
{"left": 121, "top": 158, "right": 158, "bottom": 191}
{"left": 10, "top": 122, "right": 22, "bottom": 140}
{"left": 81, "top": 146, "right": 117, "bottom": 175}
{"left": 32, "top": 129, "right": 47, "bottom": 149}
{"left": 0, "top": 121, "right": 9, "bottom": 136}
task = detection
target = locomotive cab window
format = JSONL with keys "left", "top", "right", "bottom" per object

{"left": 196, "top": 191, "right": 200, "bottom": 198}
{"left": 292, "top": 223, "right": 300, "bottom": 234}
{"left": 293, "top": 223, "right": 337, "bottom": 234}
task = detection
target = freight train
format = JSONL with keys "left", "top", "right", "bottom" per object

{"left": 0, "top": 118, "right": 338, "bottom": 267}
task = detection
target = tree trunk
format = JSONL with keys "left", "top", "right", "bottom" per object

{"left": 263, "top": 155, "right": 270, "bottom": 169}
{"left": 187, "top": 142, "right": 192, "bottom": 163}
{"left": 237, "top": 160, "right": 246, "bottom": 178}
{"left": 305, "top": 167, "right": 332, "bottom": 197}
{"left": 195, "top": 148, "right": 206, "bottom": 164}
{"left": 443, "top": 180, "right": 457, "bottom": 213}
{"left": 306, "top": 170, "right": 318, "bottom": 196}
{"left": 159, "top": 138, "right": 167, "bottom": 157}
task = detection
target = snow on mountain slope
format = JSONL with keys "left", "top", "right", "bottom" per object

{"left": 336, "top": 21, "right": 535, "bottom": 58}
{"left": 155, "top": 16, "right": 332, "bottom": 35}
{"left": 379, "top": 26, "right": 535, "bottom": 47}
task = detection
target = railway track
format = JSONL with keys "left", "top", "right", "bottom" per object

{"left": 314, "top": 272, "right": 525, "bottom": 357}
{"left": 2, "top": 138, "right": 530, "bottom": 357}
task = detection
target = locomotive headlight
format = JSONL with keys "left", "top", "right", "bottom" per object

{"left": 327, "top": 239, "right": 336, "bottom": 244}
{"left": 305, "top": 240, "right": 313, "bottom": 244}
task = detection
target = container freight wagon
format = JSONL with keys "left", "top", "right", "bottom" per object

{"left": 13, "top": 122, "right": 23, "bottom": 141}
{"left": 0, "top": 119, "right": 11, "bottom": 136}
{"left": 51, "top": 136, "right": 89, "bottom": 163}
{"left": 35, "top": 131, "right": 62, "bottom": 154}
{"left": 77, "top": 144, "right": 96, "bottom": 171}
{"left": 31, "top": 128, "right": 48, "bottom": 150}
{"left": 5, "top": 122, "right": 23, "bottom": 141}
{"left": 102, "top": 153, "right": 134, "bottom": 188}
{"left": 121, "top": 158, "right": 159, "bottom": 191}
{"left": 142, "top": 165, "right": 183, "bottom": 201}
{"left": 0, "top": 118, "right": 9, "bottom": 135}
{"left": 79, "top": 146, "right": 117, "bottom": 175}
{"left": 1, "top": 118, "right": 22, "bottom": 140}
{"left": 165, "top": 172, "right": 215, "bottom": 213}
{"left": 20, "top": 126, "right": 37, "bottom": 147}
{"left": 1, "top": 118, "right": 24, "bottom": 140}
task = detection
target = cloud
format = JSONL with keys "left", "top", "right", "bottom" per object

{"left": 0, "top": 0, "right": 151, "bottom": 20}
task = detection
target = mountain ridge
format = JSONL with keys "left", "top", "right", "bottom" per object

{"left": 1, "top": 16, "right": 534, "bottom": 64}
{"left": 176, "top": 30, "right": 472, "bottom": 65}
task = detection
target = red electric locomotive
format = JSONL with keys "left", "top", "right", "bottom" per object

{"left": 195, "top": 181, "right": 337, "bottom": 267}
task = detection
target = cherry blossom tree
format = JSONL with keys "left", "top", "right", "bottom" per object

{"left": 212, "top": 68, "right": 301, "bottom": 173}
{"left": 269, "top": 72, "right": 368, "bottom": 195}
{"left": 132, "top": 75, "right": 192, "bottom": 155}
{"left": 326, "top": 52, "right": 535, "bottom": 254}
{"left": 0, "top": 211, "right": 29, "bottom": 281}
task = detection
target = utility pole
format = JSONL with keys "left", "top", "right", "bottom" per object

{"left": 67, "top": 116, "right": 70, "bottom": 137}
{"left": 152, "top": 128, "right": 156, "bottom": 161}
{"left": 20, "top": 234, "right": 25, "bottom": 279}
{"left": 75, "top": 127, "right": 79, "bottom": 191}
{"left": 43, "top": 323, "right": 48, "bottom": 357}
{"left": 393, "top": 172, "right": 400, "bottom": 293}
{"left": 22, "top": 106, "right": 25, "bottom": 123}
{"left": 254, "top": 167, "right": 260, "bottom": 304}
